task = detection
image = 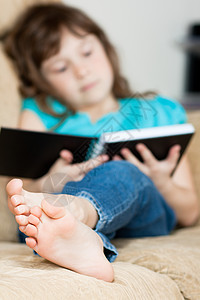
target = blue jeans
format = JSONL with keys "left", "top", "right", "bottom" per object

{"left": 61, "top": 161, "right": 177, "bottom": 262}
{"left": 19, "top": 161, "right": 176, "bottom": 262}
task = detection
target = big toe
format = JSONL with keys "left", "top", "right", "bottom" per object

{"left": 6, "top": 179, "right": 23, "bottom": 197}
{"left": 41, "top": 199, "right": 66, "bottom": 219}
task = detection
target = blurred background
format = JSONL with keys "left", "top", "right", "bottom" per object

{"left": 65, "top": 0, "right": 200, "bottom": 106}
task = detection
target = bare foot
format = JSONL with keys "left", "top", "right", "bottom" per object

{"left": 18, "top": 199, "right": 114, "bottom": 281}
{"left": 7, "top": 179, "right": 98, "bottom": 228}
{"left": 6, "top": 178, "right": 79, "bottom": 220}
{"left": 6, "top": 179, "right": 113, "bottom": 281}
{"left": 6, "top": 178, "right": 47, "bottom": 221}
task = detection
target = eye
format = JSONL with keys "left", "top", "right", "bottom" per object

{"left": 58, "top": 66, "right": 67, "bottom": 72}
{"left": 54, "top": 66, "right": 68, "bottom": 73}
{"left": 83, "top": 50, "right": 92, "bottom": 57}
{"left": 82, "top": 42, "right": 93, "bottom": 57}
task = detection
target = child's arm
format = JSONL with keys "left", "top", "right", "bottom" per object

{"left": 158, "top": 154, "right": 199, "bottom": 226}
{"left": 18, "top": 110, "right": 46, "bottom": 132}
{"left": 121, "top": 145, "right": 200, "bottom": 227}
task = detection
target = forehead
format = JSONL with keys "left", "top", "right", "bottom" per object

{"left": 44, "top": 28, "right": 96, "bottom": 63}
{"left": 60, "top": 28, "right": 91, "bottom": 49}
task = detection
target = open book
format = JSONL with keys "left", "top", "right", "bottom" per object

{"left": 0, "top": 123, "right": 195, "bottom": 178}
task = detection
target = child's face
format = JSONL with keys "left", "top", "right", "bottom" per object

{"left": 41, "top": 28, "right": 115, "bottom": 110}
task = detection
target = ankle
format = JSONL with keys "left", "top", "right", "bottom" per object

{"left": 69, "top": 196, "right": 98, "bottom": 228}
{"left": 84, "top": 199, "right": 98, "bottom": 228}
{"left": 78, "top": 198, "right": 98, "bottom": 228}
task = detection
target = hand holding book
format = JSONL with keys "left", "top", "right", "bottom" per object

{"left": 37, "top": 151, "right": 109, "bottom": 193}
{"left": 120, "top": 143, "right": 181, "bottom": 181}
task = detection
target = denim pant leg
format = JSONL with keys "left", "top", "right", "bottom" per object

{"left": 62, "top": 160, "right": 177, "bottom": 262}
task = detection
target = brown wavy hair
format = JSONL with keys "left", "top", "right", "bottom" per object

{"left": 4, "top": 3, "right": 156, "bottom": 119}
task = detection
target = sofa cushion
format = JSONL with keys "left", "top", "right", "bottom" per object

{"left": 114, "top": 225, "right": 200, "bottom": 299}
{"left": 0, "top": 0, "right": 62, "bottom": 242}
{"left": 0, "top": 43, "right": 21, "bottom": 242}
{"left": 0, "top": 242, "right": 183, "bottom": 300}
{"left": 0, "top": 0, "right": 61, "bottom": 36}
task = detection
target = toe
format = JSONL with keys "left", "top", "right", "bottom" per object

{"left": 14, "top": 204, "right": 30, "bottom": 215}
{"left": 30, "top": 206, "right": 42, "bottom": 218}
{"left": 15, "top": 215, "right": 29, "bottom": 226}
{"left": 6, "top": 179, "right": 23, "bottom": 197}
{"left": 25, "top": 224, "right": 38, "bottom": 237}
{"left": 11, "top": 195, "right": 25, "bottom": 208}
{"left": 28, "top": 214, "right": 40, "bottom": 226}
{"left": 19, "top": 225, "right": 26, "bottom": 233}
{"left": 26, "top": 237, "right": 37, "bottom": 249}
{"left": 41, "top": 199, "right": 66, "bottom": 219}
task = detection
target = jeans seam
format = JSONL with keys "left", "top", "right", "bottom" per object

{"left": 96, "top": 231, "right": 118, "bottom": 262}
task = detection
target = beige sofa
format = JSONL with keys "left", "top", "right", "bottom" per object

{"left": 1, "top": 1, "right": 200, "bottom": 299}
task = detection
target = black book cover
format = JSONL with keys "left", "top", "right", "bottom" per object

{"left": 96, "top": 124, "right": 195, "bottom": 167}
{"left": 104, "top": 134, "right": 193, "bottom": 164}
{"left": 90, "top": 123, "right": 195, "bottom": 175}
{"left": 0, "top": 124, "right": 195, "bottom": 179}
{"left": 0, "top": 127, "right": 96, "bottom": 179}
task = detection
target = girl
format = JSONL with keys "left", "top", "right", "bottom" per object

{"left": 5, "top": 3, "right": 199, "bottom": 282}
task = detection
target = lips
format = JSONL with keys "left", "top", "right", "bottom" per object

{"left": 81, "top": 81, "right": 97, "bottom": 92}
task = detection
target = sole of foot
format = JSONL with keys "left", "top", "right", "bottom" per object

{"left": 25, "top": 199, "right": 114, "bottom": 282}
{"left": 6, "top": 179, "right": 114, "bottom": 282}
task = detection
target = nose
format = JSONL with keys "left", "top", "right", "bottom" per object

{"left": 73, "top": 63, "right": 89, "bottom": 79}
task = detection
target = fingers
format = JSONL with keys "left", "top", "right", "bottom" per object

{"left": 166, "top": 145, "right": 181, "bottom": 168}
{"left": 48, "top": 150, "right": 73, "bottom": 174}
{"left": 85, "top": 154, "right": 109, "bottom": 169}
{"left": 77, "top": 154, "right": 109, "bottom": 174}
{"left": 112, "top": 155, "right": 122, "bottom": 161}
{"left": 120, "top": 148, "right": 142, "bottom": 168}
{"left": 59, "top": 150, "right": 73, "bottom": 163}
{"left": 135, "top": 144, "right": 157, "bottom": 167}
{"left": 121, "top": 144, "right": 157, "bottom": 168}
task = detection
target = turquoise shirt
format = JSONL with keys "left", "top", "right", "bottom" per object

{"left": 21, "top": 96, "right": 187, "bottom": 137}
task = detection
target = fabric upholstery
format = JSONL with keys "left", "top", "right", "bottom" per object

{"left": 115, "top": 226, "right": 200, "bottom": 299}
{"left": 0, "top": 42, "right": 21, "bottom": 242}
{"left": 0, "top": 242, "right": 183, "bottom": 300}
{"left": 0, "top": 0, "right": 60, "bottom": 35}
{"left": 0, "top": 0, "right": 62, "bottom": 242}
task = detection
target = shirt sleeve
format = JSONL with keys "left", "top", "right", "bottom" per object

{"left": 22, "top": 97, "right": 42, "bottom": 114}
{"left": 155, "top": 96, "right": 188, "bottom": 125}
